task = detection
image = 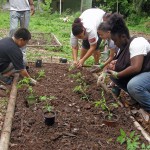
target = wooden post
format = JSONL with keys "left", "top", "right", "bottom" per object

{"left": 0, "top": 74, "right": 19, "bottom": 150}
{"left": 80, "top": 0, "right": 83, "bottom": 12}
{"left": 60, "top": 0, "right": 62, "bottom": 15}
{"left": 130, "top": 116, "right": 150, "bottom": 143}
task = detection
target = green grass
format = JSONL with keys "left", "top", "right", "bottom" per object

{"left": 0, "top": 9, "right": 149, "bottom": 64}
{"left": 128, "top": 16, "right": 150, "bottom": 34}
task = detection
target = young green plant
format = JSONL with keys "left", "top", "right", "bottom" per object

{"left": 39, "top": 95, "right": 55, "bottom": 112}
{"left": 117, "top": 129, "right": 140, "bottom": 150}
{"left": 26, "top": 86, "right": 36, "bottom": 105}
{"left": 94, "top": 90, "right": 112, "bottom": 119}
{"left": 17, "top": 77, "right": 31, "bottom": 88}
{"left": 73, "top": 84, "right": 89, "bottom": 101}
{"left": 36, "top": 69, "right": 45, "bottom": 80}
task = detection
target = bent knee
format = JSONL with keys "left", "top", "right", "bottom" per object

{"left": 127, "top": 79, "right": 143, "bottom": 94}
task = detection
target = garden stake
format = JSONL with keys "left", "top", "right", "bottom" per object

{"left": 130, "top": 116, "right": 150, "bottom": 143}
{"left": 0, "top": 73, "right": 19, "bottom": 150}
{"left": 92, "top": 73, "right": 123, "bottom": 107}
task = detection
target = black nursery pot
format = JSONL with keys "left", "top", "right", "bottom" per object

{"left": 44, "top": 111, "right": 56, "bottom": 126}
{"left": 59, "top": 58, "right": 67, "bottom": 63}
{"left": 35, "top": 59, "right": 42, "bottom": 67}
{"left": 103, "top": 114, "right": 119, "bottom": 127}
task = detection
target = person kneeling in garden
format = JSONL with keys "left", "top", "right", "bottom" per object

{"left": 106, "top": 13, "right": 150, "bottom": 113}
{"left": 0, "top": 28, "right": 36, "bottom": 85}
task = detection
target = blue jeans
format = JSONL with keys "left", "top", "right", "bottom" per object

{"left": 111, "top": 72, "right": 150, "bottom": 112}
{"left": 9, "top": 10, "right": 30, "bottom": 64}
{"left": 9, "top": 10, "right": 30, "bottom": 37}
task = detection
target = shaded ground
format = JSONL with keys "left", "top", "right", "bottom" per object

{"left": 9, "top": 63, "right": 148, "bottom": 150}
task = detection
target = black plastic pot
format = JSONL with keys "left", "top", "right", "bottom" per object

{"left": 26, "top": 66, "right": 30, "bottom": 72}
{"left": 35, "top": 59, "right": 42, "bottom": 67}
{"left": 59, "top": 58, "right": 67, "bottom": 63}
{"left": 44, "top": 111, "right": 56, "bottom": 126}
{"left": 103, "top": 114, "right": 119, "bottom": 127}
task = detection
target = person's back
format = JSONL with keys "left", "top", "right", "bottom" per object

{"left": 0, "top": 28, "right": 37, "bottom": 86}
{"left": 9, "top": 0, "right": 30, "bottom": 11}
{"left": 0, "top": 37, "right": 24, "bottom": 72}
{"left": 80, "top": 8, "right": 105, "bottom": 32}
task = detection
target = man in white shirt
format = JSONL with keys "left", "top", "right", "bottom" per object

{"left": 70, "top": 8, "right": 110, "bottom": 68}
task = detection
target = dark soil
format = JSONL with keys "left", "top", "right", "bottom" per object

{"left": 9, "top": 63, "right": 148, "bottom": 150}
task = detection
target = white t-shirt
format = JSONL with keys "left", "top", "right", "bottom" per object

{"left": 9, "top": 0, "right": 30, "bottom": 11}
{"left": 70, "top": 8, "right": 105, "bottom": 47}
{"left": 106, "top": 39, "right": 119, "bottom": 52}
{"left": 130, "top": 37, "right": 150, "bottom": 58}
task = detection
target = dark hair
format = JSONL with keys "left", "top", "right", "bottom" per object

{"left": 103, "top": 12, "right": 112, "bottom": 21}
{"left": 14, "top": 28, "right": 31, "bottom": 41}
{"left": 108, "top": 13, "right": 130, "bottom": 38}
{"left": 98, "top": 22, "right": 111, "bottom": 32}
{"left": 72, "top": 18, "right": 83, "bottom": 36}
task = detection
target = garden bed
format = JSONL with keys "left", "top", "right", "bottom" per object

{"left": 0, "top": 29, "right": 62, "bottom": 48}
{"left": 27, "top": 32, "right": 62, "bottom": 47}
{"left": 8, "top": 63, "right": 149, "bottom": 150}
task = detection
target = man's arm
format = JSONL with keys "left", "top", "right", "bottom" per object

{"left": 77, "top": 44, "right": 96, "bottom": 68}
{"left": 70, "top": 32, "right": 78, "bottom": 65}
{"left": 72, "top": 46, "right": 79, "bottom": 65}
{"left": 20, "top": 69, "right": 30, "bottom": 78}
{"left": 28, "top": 0, "right": 35, "bottom": 15}
{"left": 20, "top": 69, "right": 37, "bottom": 85}
{"left": 82, "top": 44, "right": 96, "bottom": 61}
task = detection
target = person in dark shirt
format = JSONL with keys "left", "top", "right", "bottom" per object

{"left": 0, "top": 28, "right": 36, "bottom": 85}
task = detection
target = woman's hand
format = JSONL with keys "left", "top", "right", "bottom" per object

{"left": 108, "top": 60, "right": 117, "bottom": 70}
{"left": 97, "top": 72, "right": 107, "bottom": 86}
{"left": 76, "top": 59, "right": 84, "bottom": 68}
{"left": 107, "top": 70, "right": 118, "bottom": 79}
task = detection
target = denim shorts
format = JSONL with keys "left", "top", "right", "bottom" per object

{"left": 82, "top": 34, "right": 102, "bottom": 50}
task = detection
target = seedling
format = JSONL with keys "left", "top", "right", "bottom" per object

{"left": 68, "top": 65, "right": 75, "bottom": 71}
{"left": 117, "top": 129, "right": 140, "bottom": 150}
{"left": 141, "top": 143, "right": 150, "bottom": 149}
{"left": 36, "top": 69, "right": 45, "bottom": 80}
{"left": 109, "top": 102, "right": 119, "bottom": 108}
{"left": 39, "top": 95, "right": 55, "bottom": 112}
{"left": 17, "top": 77, "right": 30, "bottom": 88}
{"left": 94, "top": 90, "right": 112, "bottom": 119}
{"left": 69, "top": 72, "right": 82, "bottom": 80}
{"left": 73, "top": 85, "right": 89, "bottom": 100}
{"left": 26, "top": 86, "right": 36, "bottom": 105}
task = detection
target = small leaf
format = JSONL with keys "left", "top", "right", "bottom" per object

{"left": 117, "top": 136, "right": 126, "bottom": 145}
{"left": 120, "top": 129, "right": 126, "bottom": 137}
{"left": 141, "top": 143, "right": 146, "bottom": 148}
{"left": 129, "top": 131, "right": 135, "bottom": 139}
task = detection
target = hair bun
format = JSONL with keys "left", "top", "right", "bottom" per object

{"left": 74, "top": 18, "right": 81, "bottom": 23}
{"left": 108, "top": 13, "right": 125, "bottom": 28}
